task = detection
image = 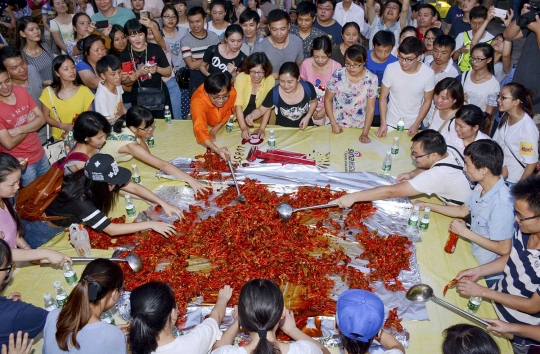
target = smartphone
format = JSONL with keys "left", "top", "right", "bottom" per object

{"left": 493, "top": 7, "right": 508, "bottom": 18}
{"left": 95, "top": 20, "right": 109, "bottom": 28}
{"left": 122, "top": 62, "right": 133, "bottom": 73}
{"left": 140, "top": 10, "right": 149, "bottom": 18}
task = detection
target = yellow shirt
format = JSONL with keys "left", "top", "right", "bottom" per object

{"left": 234, "top": 72, "right": 275, "bottom": 111}
{"left": 39, "top": 86, "right": 95, "bottom": 140}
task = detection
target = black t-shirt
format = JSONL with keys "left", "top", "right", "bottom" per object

{"left": 262, "top": 81, "right": 317, "bottom": 127}
{"left": 47, "top": 193, "right": 112, "bottom": 231}
{"left": 7, "top": 0, "right": 27, "bottom": 10}
{"left": 449, "top": 17, "right": 471, "bottom": 37}
{"left": 244, "top": 94, "right": 256, "bottom": 116}
{"left": 202, "top": 44, "right": 247, "bottom": 79}
{"left": 119, "top": 42, "right": 170, "bottom": 90}
{"left": 513, "top": 29, "right": 540, "bottom": 113}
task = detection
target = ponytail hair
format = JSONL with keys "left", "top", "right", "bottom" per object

{"left": 113, "top": 105, "right": 154, "bottom": 134}
{"left": 55, "top": 259, "right": 124, "bottom": 350}
{"left": 238, "top": 279, "right": 284, "bottom": 354}
{"left": 497, "top": 83, "right": 535, "bottom": 129}
{"left": 129, "top": 282, "right": 176, "bottom": 354}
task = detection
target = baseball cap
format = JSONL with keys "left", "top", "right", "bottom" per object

{"left": 84, "top": 154, "right": 131, "bottom": 185}
{"left": 336, "top": 289, "right": 384, "bottom": 342}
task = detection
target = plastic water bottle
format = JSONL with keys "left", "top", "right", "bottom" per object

{"left": 63, "top": 262, "right": 78, "bottom": 286}
{"left": 397, "top": 117, "right": 405, "bottom": 134}
{"left": 467, "top": 296, "right": 482, "bottom": 314}
{"left": 268, "top": 129, "right": 276, "bottom": 148}
{"left": 164, "top": 105, "right": 172, "bottom": 124}
{"left": 53, "top": 281, "right": 68, "bottom": 307}
{"left": 146, "top": 136, "right": 155, "bottom": 148}
{"left": 391, "top": 137, "right": 399, "bottom": 155}
{"left": 382, "top": 151, "right": 392, "bottom": 175}
{"left": 131, "top": 163, "right": 141, "bottom": 184}
{"left": 125, "top": 193, "right": 136, "bottom": 217}
{"left": 226, "top": 115, "right": 234, "bottom": 133}
{"left": 44, "top": 292, "right": 58, "bottom": 311}
{"left": 100, "top": 309, "right": 116, "bottom": 325}
{"left": 407, "top": 205, "right": 420, "bottom": 228}
{"left": 419, "top": 207, "right": 430, "bottom": 231}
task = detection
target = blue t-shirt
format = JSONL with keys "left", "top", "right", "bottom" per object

{"left": 449, "top": 16, "right": 471, "bottom": 37}
{"left": 365, "top": 50, "right": 398, "bottom": 116}
{"left": 444, "top": 4, "right": 464, "bottom": 25}
{"left": 0, "top": 297, "right": 48, "bottom": 347}
{"left": 75, "top": 61, "right": 97, "bottom": 93}
{"left": 313, "top": 20, "right": 343, "bottom": 44}
{"left": 91, "top": 7, "right": 135, "bottom": 27}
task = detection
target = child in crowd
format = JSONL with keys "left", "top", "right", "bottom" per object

{"left": 95, "top": 55, "right": 127, "bottom": 121}
{"left": 289, "top": 8, "right": 297, "bottom": 25}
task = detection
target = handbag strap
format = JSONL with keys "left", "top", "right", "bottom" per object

{"left": 46, "top": 87, "right": 62, "bottom": 123}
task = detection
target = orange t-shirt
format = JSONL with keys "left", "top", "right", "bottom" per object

{"left": 191, "top": 85, "right": 237, "bottom": 144}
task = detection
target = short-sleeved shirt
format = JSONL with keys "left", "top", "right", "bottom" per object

{"left": 253, "top": 35, "right": 304, "bottom": 74}
{"left": 465, "top": 178, "right": 514, "bottom": 278}
{"left": 313, "top": 19, "right": 343, "bottom": 44}
{"left": 212, "top": 340, "right": 323, "bottom": 354}
{"left": 261, "top": 81, "right": 317, "bottom": 127}
{"left": 162, "top": 26, "right": 189, "bottom": 70}
{"left": 445, "top": 129, "right": 490, "bottom": 155}
{"left": 18, "top": 64, "right": 47, "bottom": 144}
{"left": 0, "top": 297, "right": 48, "bottom": 347}
{"left": 289, "top": 25, "right": 333, "bottom": 59}
{"left": 444, "top": 4, "right": 463, "bottom": 25}
{"left": 0, "top": 86, "right": 44, "bottom": 164}
{"left": 0, "top": 202, "right": 17, "bottom": 247}
{"left": 119, "top": 43, "right": 170, "bottom": 91}
{"left": 202, "top": 44, "right": 247, "bottom": 79}
{"left": 448, "top": 16, "right": 470, "bottom": 37}
{"left": 66, "top": 40, "right": 83, "bottom": 65}
{"left": 152, "top": 318, "right": 221, "bottom": 354}
{"left": 333, "top": 1, "right": 365, "bottom": 32}
{"left": 43, "top": 309, "right": 126, "bottom": 354}
{"left": 366, "top": 15, "right": 400, "bottom": 50}
{"left": 300, "top": 58, "right": 341, "bottom": 110}
{"left": 430, "top": 58, "right": 461, "bottom": 84}
{"left": 493, "top": 113, "right": 540, "bottom": 183}
{"left": 408, "top": 151, "right": 473, "bottom": 205}
{"left": 76, "top": 60, "right": 98, "bottom": 93}
{"left": 91, "top": 6, "right": 135, "bottom": 27}
{"left": 41, "top": 2, "right": 56, "bottom": 22}
{"left": 46, "top": 191, "right": 112, "bottom": 231}
{"left": 94, "top": 82, "right": 124, "bottom": 120}
{"left": 180, "top": 31, "right": 220, "bottom": 91}
{"left": 326, "top": 67, "right": 378, "bottom": 128}
{"left": 365, "top": 50, "right": 398, "bottom": 116}
{"left": 21, "top": 44, "right": 54, "bottom": 83}
{"left": 382, "top": 62, "right": 435, "bottom": 129}
{"left": 461, "top": 71, "right": 499, "bottom": 112}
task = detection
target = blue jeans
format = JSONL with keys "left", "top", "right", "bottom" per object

{"left": 22, "top": 219, "right": 64, "bottom": 248}
{"left": 165, "top": 78, "right": 182, "bottom": 119}
{"left": 21, "top": 154, "right": 50, "bottom": 187}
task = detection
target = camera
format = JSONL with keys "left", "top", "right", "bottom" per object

{"left": 517, "top": 2, "right": 540, "bottom": 29}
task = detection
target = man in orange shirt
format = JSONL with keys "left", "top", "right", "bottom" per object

{"left": 191, "top": 73, "right": 237, "bottom": 160}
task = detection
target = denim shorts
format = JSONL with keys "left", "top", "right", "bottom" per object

{"left": 22, "top": 219, "right": 64, "bottom": 249}
{"left": 21, "top": 154, "right": 50, "bottom": 187}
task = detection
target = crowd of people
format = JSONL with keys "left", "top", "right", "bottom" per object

{"left": 0, "top": 0, "right": 540, "bottom": 352}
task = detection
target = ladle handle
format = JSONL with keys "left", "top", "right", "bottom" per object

{"left": 227, "top": 161, "right": 242, "bottom": 195}
{"left": 40, "top": 257, "right": 127, "bottom": 266}
{"left": 431, "top": 295, "right": 490, "bottom": 327}
{"left": 294, "top": 203, "right": 339, "bottom": 212}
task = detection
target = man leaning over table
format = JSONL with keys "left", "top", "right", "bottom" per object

{"left": 191, "top": 73, "right": 237, "bottom": 161}
{"left": 331, "top": 130, "right": 473, "bottom": 207}
{"left": 454, "top": 175, "right": 540, "bottom": 354}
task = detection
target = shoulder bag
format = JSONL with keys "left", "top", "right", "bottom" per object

{"left": 43, "top": 87, "right": 67, "bottom": 164}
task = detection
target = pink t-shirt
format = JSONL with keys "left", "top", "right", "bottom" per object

{"left": 300, "top": 58, "right": 341, "bottom": 109}
{"left": 0, "top": 86, "right": 44, "bottom": 164}
{"left": 0, "top": 203, "right": 17, "bottom": 248}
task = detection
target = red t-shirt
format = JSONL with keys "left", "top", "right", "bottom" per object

{"left": 0, "top": 86, "right": 44, "bottom": 164}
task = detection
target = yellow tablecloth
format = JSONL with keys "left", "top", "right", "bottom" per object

{"left": 4, "top": 120, "right": 512, "bottom": 353}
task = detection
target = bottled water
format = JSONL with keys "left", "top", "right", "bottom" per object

{"left": 391, "top": 137, "right": 399, "bottom": 155}
{"left": 382, "top": 151, "right": 392, "bottom": 175}
{"left": 268, "top": 129, "right": 276, "bottom": 148}
{"left": 407, "top": 205, "right": 420, "bottom": 228}
{"left": 164, "top": 105, "right": 172, "bottom": 124}
{"left": 125, "top": 193, "right": 136, "bottom": 217}
{"left": 226, "top": 115, "right": 234, "bottom": 133}
{"left": 131, "top": 164, "right": 141, "bottom": 184}
{"left": 53, "top": 281, "right": 68, "bottom": 307}
{"left": 467, "top": 296, "right": 482, "bottom": 314}
{"left": 100, "top": 309, "right": 116, "bottom": 325}
{"left": 419, "top": 207, "right": 430, "bottom": 231}
{"left": 44, "top": 292, "right": 58, "bottom": 311}
{"left": 397, "top": 117, "right": 405, "bottom": 133}
{"left": 146, "top": 136, "right": 155, "bottom": 148}
{"left": 63, "top": 262, "right": 78, "bottom": 286}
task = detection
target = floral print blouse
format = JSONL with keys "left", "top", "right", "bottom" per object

{"left": 326, "top": 67, "right": 378, "bottom": 128}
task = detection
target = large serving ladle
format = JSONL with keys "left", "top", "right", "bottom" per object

{"left": 41, "top": 252, "right": 143, "bottom": 273}
{"left": 226, "top": 160, "right": 246, "bottom": 203}
{"left": 406, "top": 284, "right": 489, "bottom": 327}
{"left": 276, "top": 202, "right": 338, "bottom": 222}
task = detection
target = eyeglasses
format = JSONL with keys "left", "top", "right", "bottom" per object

{"left": 344, "top": 62, "right": 364, "bottom": 68}
{"left": 424, "top": 36, "right": 436, "bottom": 42}
{"left": 249, "top": 70, "right": 265, "bottom": 76}
{"left": 410, "top": 148, "right": 430, "bottom": 159}
{"left": 0, "top": 264, "right": 12, "bottom": 276}
{"left": 163, "top": 15, "right": 177, "bottom": 19}
{"left": 516, "top": 213, "right": 540, "bottom": 222}
{"left": 470, "top": 56, "right": 487, "bottom": 62}
{"left": 397, "top": 55, "right": 418, "bottom": 63}
{"left": 137, "top": 123, "right": 155, "bottom": 132}
{"left": 497, "top": 95, "right": 518, "bottom": 101}
{"left": 210, "top": 94, "right": 230, "bottom": 102}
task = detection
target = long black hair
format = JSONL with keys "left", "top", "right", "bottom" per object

{"left": 108, "top": 24, "right": 126, "bottom": 57}
{"left": 113, "top": 105, "right": 154, "bottom": 134}
{"left": 73, "top": 111, "right": 111, "bottom": 143}
{"left": 442, "top": 324, "right": 500, "bottom": 354}
{"left": 82, "top": 34, "right": 105, "bottom": 68}
{"left": 471, "top": 42, "right": 495, "bottom": 74}
{"left": 129, "top": 282, "right": 176, "bottom": 354}
{"left": 51, "top": 55, "right": 81, "bottom": 92}
{"left": 0, "top": 153, "right": 24, "bottom": 238}
{"left": 238, "top": 279, "right": 284, "bottom": 354}
{"left": 17, "top": 16, "right": 47, "bottom": 51}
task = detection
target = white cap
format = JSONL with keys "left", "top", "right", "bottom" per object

{"left": 53, "top": 280, "right": 61, "bottom": 288}
{"left": 125, "top": 193, "right": 131, "bottom": 198}
{"left": 44, "top": 292, "right": 51, "bottom": 299}
{"left": 165, "top": 105, "right": 170, "bottom": 109}
{"left": 386, "top": 150, "right": 391, "bottom": 154}
{"left": 425, "top": 207, "right": 430, "bottom": 212}
{"left": 413, "top": 205, "right": 420, "bottom": 211}
{"left": 131, "top": 163, "right": 137, "bottom": 168}
{"left": 270, "top": 128, "right": 274, "bottom": 133}
{"left": 394, "top": 137, "right": 399, "bottom": 141}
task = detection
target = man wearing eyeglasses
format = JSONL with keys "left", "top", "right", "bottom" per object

{"left": 331, "top": 130, "right": 473, "bottom": 208}
{"left": 313, "top": 0, "right": 343, "bottom": 44}
{"left": 191, "top": 73, "right": 237, "bottom": 161}
{"left": 455, "top": 175, "right": 540, "bottom": 354}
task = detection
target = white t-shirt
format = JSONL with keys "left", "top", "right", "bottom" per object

{"left": 493, "top": 113, "right": 539, "bottom": 183}
{"left": 154, "top": 318, "right": 221, "bottom": 354}
{"left": 207, "top": 22, "right": 227, "bottom": 39}
{"left": 461, "top": 71, "right": 499, "bottom": 112}
{"left": 94, "top": 81, "right": 124, "bottom": 120}
{"left": 212, "top": 340, "right": 322, "bottom": 354}
{"left": 428, "top": 110, "right": 455, "bottom": 140}
{"left": 494, "top": 61, "right": 506, "bottom": 83}
{"left": 408, "top": 151, "right": 474, "bottom": 205}
{"left": 382, "top": 62, "right": 436, "bottom": 129}
{"left": 446, "top": 130, "right": 491, "bottom": 155}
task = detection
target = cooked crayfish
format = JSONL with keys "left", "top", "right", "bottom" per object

{"left": 443, "top": 278, "right": 458, "bottom": 296}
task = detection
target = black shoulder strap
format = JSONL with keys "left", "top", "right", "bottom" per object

{"left": 433, "top": 163, "right": 463, "bottom": 171}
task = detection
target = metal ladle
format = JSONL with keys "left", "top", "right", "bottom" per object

{"left": 226, "top": 160, "right": 246, "bottom": 203}
{"left": 41, "top": 252, "right": 143, "bottom": 273}
{"left": 406, "top": 284, "right": 489, "bottom": 327}
{"left": 276, "top": 202, "right": 338, "bottom": 221}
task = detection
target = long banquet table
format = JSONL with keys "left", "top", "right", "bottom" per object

{"left": 4, "top": 120, "right": 513, "bottom": 353}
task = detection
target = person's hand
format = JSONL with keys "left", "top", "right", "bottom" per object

{"left": 483, "top": 318, "right": 515, "bottom": 338}
{"left": 139, "top": 16, "right": 152, "bottom": 28}
{"left": 502, "top": 9, "right": 514, "bottom": 27}
{"left": 253, "top": 128, "right": 265, "bottom": 139}
{"left": 116, "top": 323, "right": 130, "bottom": 336}
{"left": 149, "top": 221, "right": 177, "bottom": 238}
{"left": 217, "top": 147, "right": 231, "bottom": 161}
{"left": 226, "top": 62, "right": 236, "bottom": 75}
{"left": 7, "top": 127, "right": 21, "bottom": 137}
{"left": 299, "top": 117, "right": 310, "bottom": 130}
{"left": 218, "top": 285, "right": 233, "bottom": 302}
{"left": 161, "top": 202, "right": 182, "bottom": 219}
{"left": 231, "top": 304, "right": 238, "bottom": 321}
{"left": 396, "top": 172, "right": 413, "bottom": 183}
{"left": 412, "top": 200, "right": 429, "bottom": 210}
{"left": 61, "top": 123, "right": 73, "bottom": 132}
{"left": 449, "top": 219, "right": 468, "bottom": 238}
{"left": 89, "top": 21, "right": 97, "bottom": 33}
{"left": 0, "top": 21, "right": 14, "bottom": 29}
{"left": 101, "top": 23, "right": 113, "bottom": 37}
{"left": 313, "top": 107, "right": 325, "bottom": 121}
{"left": 522, "top": 3, "right": 531, "bottom": 15}
{"left": 487, "top": 6, "right": 496, "bottom": 21}
{"left": 331, "top": 194, "right": 356, "bottom": 208}
{"left": 456, "top": 278, "right": 484, "bottom": 297}
{"left": 241, "top": 128, "right": 251, "bottom": 140}
{"left": 188, "top": 179, "right": 212, "bottom": 197}
{"left": 526, "top": 14, "right": 540, "bottom": 33}
{"left": 245, "top": 114, "right": 255, "bottom": 126}
{"left": 128, "top": 70, "right": 139, "bottom": 82}
{"left": 17, "top": 158, "right": 28, "bottom": 168}
{"left": 7, "top": 293, "right": 22, "bottom": 302}
{"left": 433, "top": 20, "right": 442, "bottom": 28}
{"left": 1, "top": 332, "right": 33, "bottom": 354}
{"left": 43, "top": 250, "right": 72, "bottom": 266}
{"left": 408, "top": 124, "right": 419, "bottom": 136}
{"left": 359, "top": 132, "right": 371, "bottom": 143}
{"left": 377, "top": 123, "right": 387, "bottom": 137}
{"left": 456, "top": 267, "right": 481, "bottom": 282}
{"left": 279, "top": 309, "right": 299, "bottom": 336}
{"left": 463, "top": 92, "right": 469, "bottom": 103}
{"left": 331, "top": 123, "right": 343, "bottom": 134}
{"left": 147, "top": 64, "right": 158, "bottom": 75}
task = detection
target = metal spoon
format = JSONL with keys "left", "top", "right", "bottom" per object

{"left": 276, "top": 202, "right": 338, "bottom": 221}
{"left": 226, "top": 160, "right": 246, "bottom": 203}
{"left": 41, "top": 252, "right": 143, "bottom": 273}
{"left": 406, "top": 283, "right": 489, "bottom": 327}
